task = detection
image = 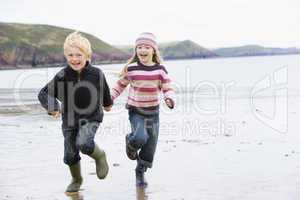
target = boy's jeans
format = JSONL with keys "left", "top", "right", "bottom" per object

{"left": 62, "top": 121, "right": 100, "bottom": 165}
{"left": 127, "top": 111, "right": 159, "bottom": 168}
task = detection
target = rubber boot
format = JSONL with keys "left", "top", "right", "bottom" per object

{"left": 126, "top": 134, "right": 137, "bottom": 160}
{"left": 89, "top": 144, "right": 109, "bottom": 179}
{"left": 135, "top": 163, "right": 148, "bottom": 187}
{"left": 65, "top": 162, "right": 83, "bottom": 193}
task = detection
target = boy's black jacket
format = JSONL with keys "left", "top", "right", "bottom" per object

{"left": 38, "top": 62, "right": 113, "bottom": 127}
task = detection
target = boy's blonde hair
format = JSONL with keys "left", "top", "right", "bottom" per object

{"left": 63, "top": 31, "right": 92, "bottom": 60}
{"left": 119, "top": 48, "right": 163, "bottom": 77}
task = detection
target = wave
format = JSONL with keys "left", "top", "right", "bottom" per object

{"left": 0, "top": 87, "right": 299, "bottom": 114}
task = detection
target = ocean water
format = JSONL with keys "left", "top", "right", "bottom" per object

{"left": 0, "top": 54, "right": 299, "bottom": 107}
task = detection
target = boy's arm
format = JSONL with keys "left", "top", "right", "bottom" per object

{"left": 110, "top": 75, "right": 130, "bottom": 101}
{"left": 38, "top": 75, "right": 61, "bottom": 114}
{"left": 102, "top": 75, "right": 113, "bottom": 108}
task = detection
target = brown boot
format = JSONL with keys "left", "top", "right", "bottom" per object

{"left": 126, "top": 134, "right": 137, "bottom": 160}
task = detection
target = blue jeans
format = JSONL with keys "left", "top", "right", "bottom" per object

{"left": 127, "top": 111, "right": 159, "bottom": 168}
{"left": 62, "top": 121, "right": 100, "bottom": 165}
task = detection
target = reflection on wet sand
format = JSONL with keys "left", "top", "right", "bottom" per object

{"left": 136, "top": 186, "right": 148, "bottom": 200}
{"left": 65, "top": 192, "right": 84, "bottom": 200}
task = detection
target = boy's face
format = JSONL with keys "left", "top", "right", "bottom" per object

{"left": 65, "top": 46, "right": 88, "bottom": 72}
{"left": 136, "top": 44, "right": 154, "bottom": 65}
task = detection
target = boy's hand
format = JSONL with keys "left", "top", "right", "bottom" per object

{"left": 165, "top": 98, "right": 174, "bottom": 109}
{"left": 103, "top": 105, "right": 112, "bottom": 112}
{"left": 49, "top": 111, "right": 61, "bottom": 118}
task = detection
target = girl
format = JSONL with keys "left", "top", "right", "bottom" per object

{"left": 111, "top": 32, "right": 175, "bottom": 187}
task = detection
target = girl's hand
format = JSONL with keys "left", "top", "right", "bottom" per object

{"left": 49, "top": 111, "right": 60, "bottom": 118}
{"left": 165, "top": 98, "right": 174, "bottom": 109}
{"left": 104, "top": 105, "right": 112, "bottom": 112}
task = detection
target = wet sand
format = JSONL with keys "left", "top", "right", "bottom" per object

{"left": 1, "top": 95, "right": 300, "bottom": 200}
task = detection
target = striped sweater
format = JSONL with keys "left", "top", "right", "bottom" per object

{"left": 111, "top": 62, "right": 174, "bottom": 115}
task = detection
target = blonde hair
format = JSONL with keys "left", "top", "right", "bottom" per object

{"left": 119, "top": 47, "right": 163, "bottom": 77}
{"left": 63, "top": 31, "right": 92, "bottom": 60}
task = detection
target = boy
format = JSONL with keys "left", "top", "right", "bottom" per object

{"left": 38, "top": 31, "right": 112, "bottom": 193}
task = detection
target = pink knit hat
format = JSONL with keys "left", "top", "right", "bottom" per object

{"left": 135, "top": 32, "right": 158, "bottom": 51}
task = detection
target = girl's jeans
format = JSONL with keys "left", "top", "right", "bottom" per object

{"left": 127, "top": 111, "right": 159, "bottom": 168}
{"left": 62, "top": 121, "right": 100, "bottom": 165}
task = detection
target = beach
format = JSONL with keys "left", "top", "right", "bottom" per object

{"left": 0, "top": 93, "right": 300, "bottom": 200}
{"left": 1, "top": 55, "right": 300, "bottom": 199}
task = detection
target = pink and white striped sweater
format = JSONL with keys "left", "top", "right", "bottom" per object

{"left": 111, "top": 62, "right": 174, "bottom": 114}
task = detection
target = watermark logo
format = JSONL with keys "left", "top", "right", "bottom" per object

{"left": 9, "top": 64, "right": 289, "bottom": 135}
{"left": 250, "top": 66, "right": 288, "bottom": 133}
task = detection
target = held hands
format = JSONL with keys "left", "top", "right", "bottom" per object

{"left": 49, "top": 111, "right": 61, "bottom": 118}
{"left": 165, "top": 98, "right": 174, "bottom": 109}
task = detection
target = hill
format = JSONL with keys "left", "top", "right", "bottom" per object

{"left": 213, "top": 45, "right": 300, "bottom": 57}
{"left": 0, "top": 22, "right": 130, "bottom": 69}
{"left": 117, "top": 40, "right": 218, "bottom": 60}
{"left": 160, "top": 40, "right": 218, "bottom": 59}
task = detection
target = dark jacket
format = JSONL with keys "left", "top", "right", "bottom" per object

{"left": 38, "top": 62, "right": 113, "bottom": 127}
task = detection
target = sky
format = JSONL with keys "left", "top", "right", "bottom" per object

{"left": 1, "top": 0, "right": 299, "bottom": 48}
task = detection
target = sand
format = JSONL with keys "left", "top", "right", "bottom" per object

{"left": 0, "top": 93, "right": 300, "bottom": 200}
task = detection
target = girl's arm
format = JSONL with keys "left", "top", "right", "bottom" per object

{"left": 161, "top": 69, "right": 175, "bottom": 109}
{"left": 110, "top": 75, "right": 130, "bottom": 101}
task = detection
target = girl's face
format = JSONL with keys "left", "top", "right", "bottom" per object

{"left": 136, "top": 44, "right": 155, "bottom": 65}
{"left": 65, "top": 46, "right": 88, "bottom": 72}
